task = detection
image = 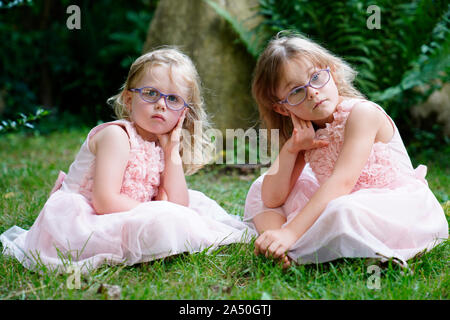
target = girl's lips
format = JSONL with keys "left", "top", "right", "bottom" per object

{"left": 314, "top": 99, "right": 326, "bottom": 109}
{"left": 151, "top": 114, "right": 165, "bottom": 121}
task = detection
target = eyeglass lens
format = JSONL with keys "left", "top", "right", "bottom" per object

{"left": 140, "top": 87, "right": 185, "bottom": 109}
{"left": 287, "top": 70, "right": 330, "bottom": 105}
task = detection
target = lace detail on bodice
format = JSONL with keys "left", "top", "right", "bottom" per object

{"left": 304, "top": 99, "right": 398, "bottom": 192}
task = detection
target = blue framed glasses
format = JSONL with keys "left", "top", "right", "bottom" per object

{"left": 278, "top": 68, "right": 331, "bottom": 106}
{"left": 128, "top": 86, "right": 190, "bottom": 111}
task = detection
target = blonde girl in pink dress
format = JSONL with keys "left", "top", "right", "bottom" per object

{"left": 245, "top": 33, "right": 448, "bottom": 268}
{"left": 1, "top": 48, "right": 256, "bottom": 272}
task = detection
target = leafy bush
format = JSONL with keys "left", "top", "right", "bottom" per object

{"left": 0, "top": 0, "right": 157, "bottom": 131}
{"left": 0, "top": 108, "right": 49, "bottom": 134}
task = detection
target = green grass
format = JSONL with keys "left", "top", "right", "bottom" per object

{"left": 0, "top": 129, "right": 448, "bottom": 300}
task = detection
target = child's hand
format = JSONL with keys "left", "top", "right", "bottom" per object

{"left": 157, "top": 108, "right": 188, "bottom": 153}
{"left": 286, "top": 111, "right": 328, "bottom": 154}
{"left": 254, "top": 228, "right": 298, "bottom": 266}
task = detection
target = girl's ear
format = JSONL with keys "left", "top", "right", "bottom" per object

{"left": 329, "top": 64, "right": 338, "bottom": 78}
{"left": 123, "top": 90, "right": 133, "bottom": 111}
{"left": 273, "top": 103, "right": 290, "bottom": 116}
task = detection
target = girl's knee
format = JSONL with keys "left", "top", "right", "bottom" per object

{"left": 252, "top": 210, "right": 286, "bottom": 234}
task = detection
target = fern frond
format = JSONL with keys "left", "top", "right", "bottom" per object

{"left": 204, "top": 0, "right": 266, "bottom": 58}
{"left": 371, "top": 5, "right": 450, "bottom": 102}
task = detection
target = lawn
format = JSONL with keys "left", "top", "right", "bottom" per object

{"left": 0, "top": 128, "right": 448, "bottom": 300}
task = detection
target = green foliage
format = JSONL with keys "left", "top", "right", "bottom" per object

{"left": 0, "top": 0, "right": 157, "bottom": 130}
{"left": 370, "top": 3, "right": 449, "bottom": 114}
{"left": 0, "top": 0, "right": 32, "bottom": 9}
{"left": 0, "top": 108, "right": 49, "bottom": 134}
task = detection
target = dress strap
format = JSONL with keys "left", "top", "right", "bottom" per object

{"left": 50, "top": 171, "right": 66, "bottom": 195}
{"left": 86, "top": 120, "right": 136, "bottom": 151}
{"left": 358, "top": 99, "right": 395, "bottom": 133}
{"left": 351, "top": 99, "right": 397, "bottom": 144}
{"left": 115, "top": 120, "right": 139, "bottom": 149}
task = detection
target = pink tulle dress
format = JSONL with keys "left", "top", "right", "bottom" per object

{"left": 244, "top": 98, "right": 448, "bottom": 266}
{"left": 1, "top": 120, "right": 256, "bottom": 273}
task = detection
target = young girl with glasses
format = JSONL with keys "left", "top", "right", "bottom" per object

{"left": 1, "top": 47, "right": 255, "bottom": 272}
{"left": 245, "top": 32, "right": 448, "bottom": 268}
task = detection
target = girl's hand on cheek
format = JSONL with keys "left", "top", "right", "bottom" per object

{"left": 157, "top": 132, "right": 170, "bottom": 150}
{"left": 286, "top": 111, "right": 329, "bottom": 154}
{"left": 157, "top": 108, "right": 188, "bottom": 153}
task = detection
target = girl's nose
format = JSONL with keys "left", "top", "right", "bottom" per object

{"left": 308, "top": 88, "right": 320, "bottom": 99}
{"left": 154, "top": 97, "right": 167, "bottom": 110}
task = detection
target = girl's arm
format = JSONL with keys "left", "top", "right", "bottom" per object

{"left": 155, "top": 186, "right": 168, "bottom": 201}
{"left": 90, "top": 125, "right": 142, "bottom": 214}
{"left": 159, "top": 145, "right": 189, "bottom": 206}
{"left": 255, "top": 103, "right": 384, "bottom": 257}
{"left": 262, "top": 113, "right": 328, "bottom": 208}
{"left": 157, "top": 109, "right": 189, "bottom": 207}
{"left": 261, "top": 145, "right": 305, "bottom": 208}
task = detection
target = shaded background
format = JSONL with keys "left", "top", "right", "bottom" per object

{"left": 0, "top": 0, "right": 449, "bottom": 156}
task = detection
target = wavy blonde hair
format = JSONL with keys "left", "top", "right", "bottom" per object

{"left": 252, "top": 31, "right": 366, "bottom": 147}
{"left": 107, "top": 47, "right": 214, "bottom": 175}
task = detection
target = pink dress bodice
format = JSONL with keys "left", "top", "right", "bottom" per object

{"left": 304, "top": 98, "right": 420, "bottom": 192}
{"left": 57, "top": 120, "right": 165, "bottom": 203}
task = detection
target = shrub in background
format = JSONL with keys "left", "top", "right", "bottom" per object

{"left": 0, "top": 0, "right": 157, "bottom": 133}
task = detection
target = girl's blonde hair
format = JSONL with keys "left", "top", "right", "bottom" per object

{"left": 252, "top": 31, "right": 365, "bottom": 147}
{"left": 107, "top": 47, "right": 214, "bottom": 175}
